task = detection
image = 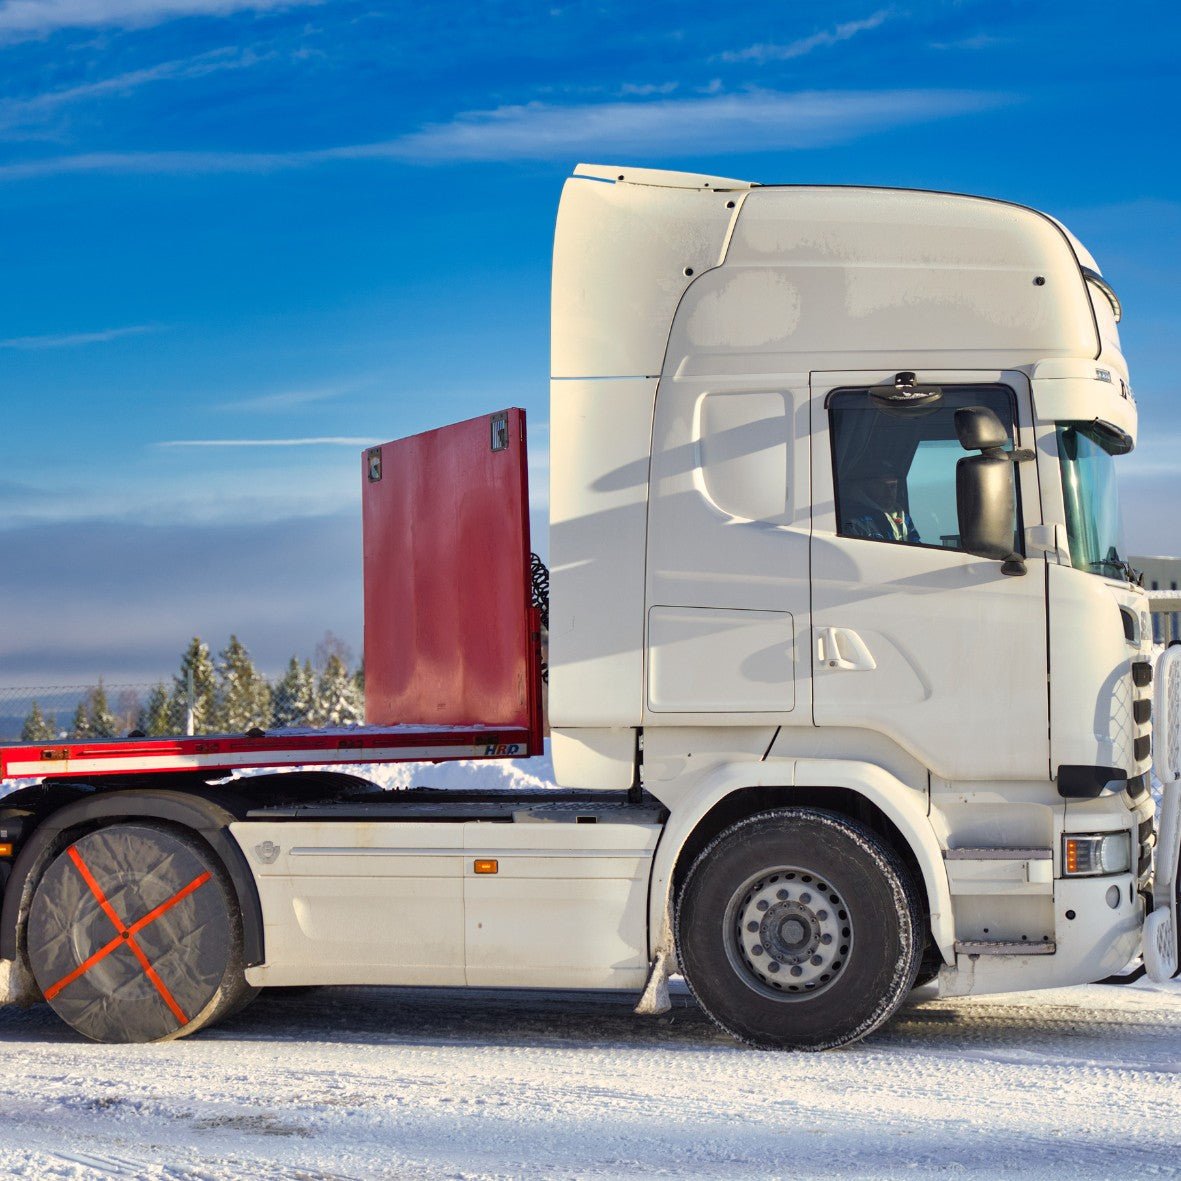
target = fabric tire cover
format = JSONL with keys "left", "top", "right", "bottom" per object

{"left": 27, "top": 824, "right": 234, "bottom": 1043}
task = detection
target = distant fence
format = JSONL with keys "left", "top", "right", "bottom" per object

{"left": 0, "top": 676, "right": 364, "bottom": 743}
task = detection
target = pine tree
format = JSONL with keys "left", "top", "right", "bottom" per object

{"left": 87, "top": 678, "right": 118, "bottom": 738}
{"left": 310, "top": 653, "right": 364, "bottom": 728}
{"left": 21, "top": 701, "right": 56, "bottom": 742}
{"left": 70, "top": 698, "right": 93, "bottom": 740}
{"left": 137, "top": 684, "right": 172, "bottom": 737}
{"left": 272, "top": 656, "right": 315, "bottom": 728}
{"left": 214, "top": 635, "right": 272, "bottom": 732}
{"left": 169, "top": 638, "right": 216, "bottom": 735}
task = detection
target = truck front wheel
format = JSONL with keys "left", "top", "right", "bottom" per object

{"left": 26, "top": 822, "right": 253, "bottom": 1042}
{"left": 675, "top": 809, "right": 922, "bottom": 1050}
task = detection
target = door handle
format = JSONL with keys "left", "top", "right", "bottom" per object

{"left": 817, "top": 627, "right": 877, "bottom": 672}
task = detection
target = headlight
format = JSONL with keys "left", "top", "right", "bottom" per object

{"left": 1063, "top": 832, "right": 1132, "bottom": 876}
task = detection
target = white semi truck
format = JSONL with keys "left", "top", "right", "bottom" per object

{"left": 0, "top": 164, "right": 1177, "bottom": 1050}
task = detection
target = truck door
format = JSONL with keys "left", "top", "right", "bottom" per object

{"left": 809, "top": 370, "right": 1048, "bottom": 783}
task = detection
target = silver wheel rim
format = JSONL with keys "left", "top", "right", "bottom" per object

{"left": 724, "top": 866, "right": 853, "bottom": 1001}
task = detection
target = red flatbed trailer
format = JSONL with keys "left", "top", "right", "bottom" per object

{"left": 0, "top": 408, "right": 545, "bottom": 785}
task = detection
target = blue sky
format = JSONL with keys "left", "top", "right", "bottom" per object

{"left": 0, "top": 0, "right": 1178, "bottom": 685}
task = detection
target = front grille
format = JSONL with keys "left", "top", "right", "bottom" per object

{"left": 1134, "top": 698, "right": 1152, "bottom": 725}
{"left": 1126, "top": 771, "right": 1150, "bottom": 800}
{"left": 1132, "top": 660, "right": 1153, "bottom": 688}
{"left": 1134, "top": 734, "right": 1152, "bottom": 762}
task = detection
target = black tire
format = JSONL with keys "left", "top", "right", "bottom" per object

{"left": 675, "top": 809, "right": 923, "bottom": 1050}
{"left": 26, "top": 822, "right": 255, "bottom": 1042}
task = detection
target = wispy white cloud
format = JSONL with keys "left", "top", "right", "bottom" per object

{"left": 1, "top": 48, "right": 267, "bottom": 122}
{"left": 0, "top": 87, "right": 1007, "bottom": 179}
{"left": 0, "top": 148, "right": 293, "bottom": 178}
{"left": 218, "top": 383, "right": 356, "bottom": 412}
{"left": 0, "top": 324, "right": 158, "bottom": 348}
{"left": 619, "top": 81, "right": 677, "bottom": 97}
{"left": 158, "top": 437, "right": 373, "bottom": 447}
{"left": 721, "top": 10, "right": 891, "bottom": 65}
{"left": 375, "top": 87, "right": 1005, "bottom": 161}
{"left": 929, "top": 34, "right": 1006, "bottom": 51}
{"left": 0, "top": 0, "right": 318, "bottom": 42}
{"left": 0, "top": 47, "right": 272, "bottom": 138}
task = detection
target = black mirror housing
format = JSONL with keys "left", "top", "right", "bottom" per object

{"left": 955, "top": 406, "right": 1008, "bottom": 452}
{"left": 957, "top": 454, "right": 1016, "bottom": 561}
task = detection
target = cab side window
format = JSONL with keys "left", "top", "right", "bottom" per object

{"left": 830, "top": 385, "right": 1018, "bottom": 550}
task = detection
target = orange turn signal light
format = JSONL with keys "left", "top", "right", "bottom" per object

{"left": 473, "top": 859, "right": 498, "bottom": 875}
{"left": 1064, "top": 838, "right": 1080, "bottom": 875}
{"left": 0, "top": 843, "right": 12, "bottom": 858}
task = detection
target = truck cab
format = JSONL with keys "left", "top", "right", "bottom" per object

{"left": 547, "top": 165, "right": 1163, "bottom": 1000}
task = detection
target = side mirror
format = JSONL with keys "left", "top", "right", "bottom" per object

{"left": 956, "top": 454, "right": 1016, "bottom": 561}
{"left": 955, "top": 405, "right": 1025, "bottom": 575}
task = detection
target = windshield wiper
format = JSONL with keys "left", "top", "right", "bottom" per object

{"left": 1087, "top": 553, "right": 1137, "bottom": 583}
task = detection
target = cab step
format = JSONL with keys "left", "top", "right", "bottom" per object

{"left": 954, "top": 939, "right": 1056, "bottom": 956}
{"left": 944, "top": 847, "right": 1052, "bottom": 860}
{"left": 943, "top": 847, "right": 1054, "bottom": 895}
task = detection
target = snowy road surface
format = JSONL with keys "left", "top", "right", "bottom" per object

{"left": 0, "top": 980, "right": 1178, "bottom": 1180}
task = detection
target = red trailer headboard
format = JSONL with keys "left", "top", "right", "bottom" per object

{"left": 362, "top": 409, "right": 541, "bottom": 746}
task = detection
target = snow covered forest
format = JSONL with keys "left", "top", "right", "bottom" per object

{"left": 16, "top": 634, "right": 365, "bottom": 741}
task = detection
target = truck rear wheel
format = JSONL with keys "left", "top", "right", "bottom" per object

{"left": 26, "top": 822, "right": 253, "bottom": 1042}
{"left": 675, "top": 809, "right": 922, "bottom": 1050}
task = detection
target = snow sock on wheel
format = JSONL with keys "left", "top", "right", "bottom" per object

{"left": 27, "top": 823, "right": 249, "bottom": 1042}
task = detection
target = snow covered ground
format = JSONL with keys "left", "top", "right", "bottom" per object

{"left": 0, "top": 977, "right": 1177, "bottom": 1180}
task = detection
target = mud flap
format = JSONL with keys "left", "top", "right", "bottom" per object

{"left": 0, "top": 954, "right": 38, "bottom": 1007}
{"left": 635, "top": 950, "right": 674, "bottom": 1016}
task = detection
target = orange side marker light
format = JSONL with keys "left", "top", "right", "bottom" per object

{"left": 473, "top": 859, "right": 498, "bottom": 875}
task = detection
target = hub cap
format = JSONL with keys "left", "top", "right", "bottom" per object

{"left": 725, "top": 868, "right": 853, "bottom": 1001}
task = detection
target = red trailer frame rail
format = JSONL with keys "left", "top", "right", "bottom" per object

{"left": 1, "top": 408, "right": 545, "bottom": 784}
{"left": 0, "top": 724, "right": 535, "bottom": 781}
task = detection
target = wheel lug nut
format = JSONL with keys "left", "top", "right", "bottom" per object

{"left": 799, "top": 892, "right": 812, "bottom": 904}
{"left": 776, "top": 888, "right": 788, "bottom": 901}
{"left": 768, "top": 961, "right": 781, "bottom": 973}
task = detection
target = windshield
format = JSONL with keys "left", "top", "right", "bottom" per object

{"left": 1057, "top": 422, "right": 1127, "bottom": 579}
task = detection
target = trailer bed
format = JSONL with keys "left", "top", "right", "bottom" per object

{"left": 0, "top": 723, "right": 535, "bottom": 782}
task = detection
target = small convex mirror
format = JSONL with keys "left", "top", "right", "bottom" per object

{"left": 954, "top": 406, "right": 1008, "bottom": 452}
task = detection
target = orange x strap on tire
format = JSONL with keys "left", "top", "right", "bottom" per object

{"left": 27, "top": 822, "right": 252, "bottom": 1043}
